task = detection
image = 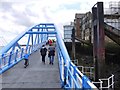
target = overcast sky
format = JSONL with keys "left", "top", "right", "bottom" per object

{"left": 0, "top": 0, "right": 118, "bottom": 44}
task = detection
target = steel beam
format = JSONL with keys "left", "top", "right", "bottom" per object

{"left": 26, "top": 31, "right": 57, "bottom": 34}
{"left": 32, "top": 27, "right": 55, "bottom": 29}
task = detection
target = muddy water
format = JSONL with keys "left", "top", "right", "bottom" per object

{"left": 65, "top": 42, "right": 120, "bottom": 89}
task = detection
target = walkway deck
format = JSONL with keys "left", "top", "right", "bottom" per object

{"left": 1, "top": 50, "right": 61, "bottom": 88}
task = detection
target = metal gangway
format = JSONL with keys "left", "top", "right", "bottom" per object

{"left": 0, "top": 23, "right": 97, "bottom": 89}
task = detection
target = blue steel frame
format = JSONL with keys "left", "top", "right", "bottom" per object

{"left": 0, "top": 23, "right": 56, "bottom": 74}
{"left": 0, "top": 23, "right": 97, "bottom": 89}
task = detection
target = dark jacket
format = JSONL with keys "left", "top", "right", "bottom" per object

{"left": 48, "top": 50, "right": 55, "bottom": 56}
{"left": 40, "top": 47, "right": 47, "bottom": 56}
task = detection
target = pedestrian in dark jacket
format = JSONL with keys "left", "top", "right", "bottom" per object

{"left": 48, "top": 44, "right": 55, "bottom": 65}
{"left": 40, "top": 45, "right": 47, "bottom": 64}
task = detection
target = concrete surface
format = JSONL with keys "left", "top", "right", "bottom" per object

{"left": 0, "top": 50, "right": 61, "bottom": 89}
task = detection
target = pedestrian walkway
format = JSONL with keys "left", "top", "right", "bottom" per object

{"left": 1, "top": 49, "right": 61, "bottom": 88}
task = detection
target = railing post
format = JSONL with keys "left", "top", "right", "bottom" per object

{"left": 8, "top": 52, "right": 12, "bottom": 66}
{"left": 3, "top": 54, "right": 7, "bottom": 65}
{"left": 15, "top": 49, "right": 18, "bottom": 62}
{"left": 64, "top": 65, "right": 67, "bottom": 87}
{"left": 69, "top": 66, "right": 72, "bottom": 88}
{"left": 82, "top": 75, "right": 91, "bottom": 89}
{"left": 60, "top": 54, "right": 64, "bottom": 87}
{"left": 100, "top": 80, "right": 103, "bottom": 90}
{"left": 28, "top": 46, "right": 31, "bottom": 55}
{"left": 108, "top": 78, "right": 109, "bottom": 88}
{"left": 112, "top": 74, "right": 114, "bottom": 88}
{"left": 21, "top": 48, "right": 24, "bottom": 58}
{"left": 73, "top": 66, "right": 77, "bottom": 88}
{"left": 1, "top": 54, "right": 4, "bottom": 66}
{"left": 0, "top": 54, "right": 4, "bottom": 69}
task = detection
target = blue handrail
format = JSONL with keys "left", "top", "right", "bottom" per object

{"left": 55, "top": 25, "right": 97, "bottom": 89}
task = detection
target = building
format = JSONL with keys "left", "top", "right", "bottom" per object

{"left": 74, "top": 13, "right": 85, "bottom": 39}
{"left": 104, "top": 1, "right": 120, "bottom": 29}
{"left": 74, "top": 1, "right": 120, "bottom": 44}
{"left": 104, "top": 1, "right": 120, "bottom": 43}
{"left": 81, "top": 12, "right": 92, "bottom": 42}
{"left": 63, "top": 22, "right": 74, "bottom": 42}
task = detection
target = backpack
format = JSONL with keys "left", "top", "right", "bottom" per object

{"left": 49, "top": 50, "right": 55, "bottom": 56}
{"left": 40, "top": 48, "right": 47, "bottom": 55}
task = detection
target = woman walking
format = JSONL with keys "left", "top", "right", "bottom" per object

{"left": 48, "top": 44, "right": 55, "bottom": 65}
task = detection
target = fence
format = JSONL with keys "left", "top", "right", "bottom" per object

{"left": 0, "top": 46, "right": 30, "bottom": 74}
{"left": 56, "top": 27, "right": 97, "bottom": 89}
{"left": 76, "top": 65, "right": 114, "bottom": 89}
{"left": 77, "top": 66, "right": 94, "bottom": 80}
{"left": 0, "top": 43, "right": 44, "bottom": 74}
{"left": 92, "top": 74, "right": 114, "bottom": 90}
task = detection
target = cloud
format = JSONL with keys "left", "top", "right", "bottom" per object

{"left": 0, "top": 0, "right": 118, "bottom": 44}
{"left": 11, "top": 10, "right": 34, "bottom": 27}
{"left": 41, "top": 7, "right": 52, "bottom": 22}
{"left": 25, "top": 7, "right": 39, "bottom": 17}
{"left": 1, "top": 2, "right": 39, "bottom": 27}
{"left": 0, "top": 0, "right": 88, "bottom": 42}
{"left": 0, "top": 2, "right": 14, "bottom": 12}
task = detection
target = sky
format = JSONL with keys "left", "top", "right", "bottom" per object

{"left": 0, "top": 0, "right": 118, "bottom": 44}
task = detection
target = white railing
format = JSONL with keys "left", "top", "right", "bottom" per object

{"left": 77, "top": 65, "right": 94, "bottom": 80}
{"left": 92, "top": 74, "right": 114, "bottom": 90}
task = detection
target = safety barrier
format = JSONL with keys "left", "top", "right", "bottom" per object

{"left": 0, "top": 43, "right": 45, "bottom": 74}
{"left": 56, "top": 25, "right": 97, "bottom": 89}
{"left": 0, "top": 46, "right": 30, "bottom": 74}
{"left": 92, "top": 74, "right": 114, "bottom": 89}
{"left": 77, "top": 66, "right": 94, "bottom": 80}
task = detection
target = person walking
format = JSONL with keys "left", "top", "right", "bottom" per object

{"left": 24, "top": 50, "right": 29, "bottom": 68}
{"left": 48, "top": 39, "right": 52, "bottom": 46}
{"left": 40, "top": 45, "right": 47, "bottom": 64}
{"left": 48, "top": 44, "right": 55, "bottom": 65}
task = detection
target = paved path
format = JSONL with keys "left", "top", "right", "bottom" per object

{"left": 1, "top": 50, "right": 61, "bottom": 89}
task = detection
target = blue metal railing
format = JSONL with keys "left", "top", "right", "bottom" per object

{"left": 0, "top": 47, "right": 27, "bottom": 74}
{"left": 0, "top": 23, "right": 56, "bottom": 74}
{"left": 0, "top": 23, "right": 97, "bottom": 89}
{"left": 55, "top": 25, "right": 97, "bottom": 89}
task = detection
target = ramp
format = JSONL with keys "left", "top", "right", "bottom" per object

{"left": 1, "top": 50, "right": 61, "bottom": 88}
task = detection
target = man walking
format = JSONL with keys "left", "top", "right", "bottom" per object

{"left": 40, "top": 45, "right": 47, "bottom": 64}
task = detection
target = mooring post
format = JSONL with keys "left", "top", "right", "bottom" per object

{"left": 72, "top": 27, "right": 76, "bottom": 60}
{"left": 92, "top": 2, "right": 105, "bottom": 81}
{"left": 97, "top": 2, "right": 105, "bottom": 78}
{"left": 92, "top": 6, "right": 98, "bottom": 81}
